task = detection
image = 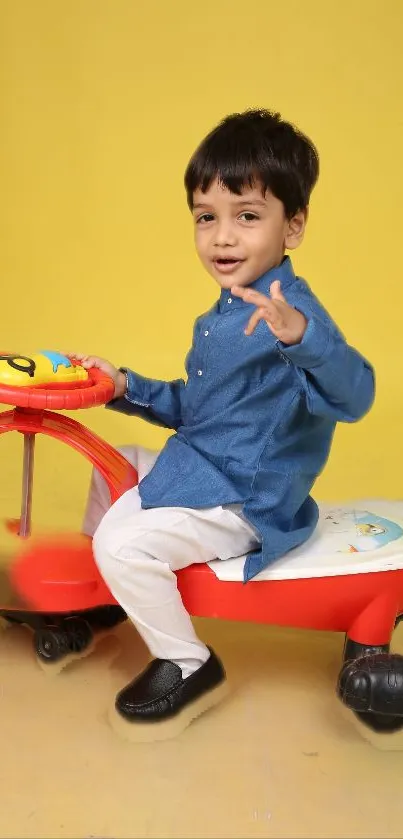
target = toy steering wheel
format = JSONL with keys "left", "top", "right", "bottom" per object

{"left": 0, "top": 351, "right": 115, "bottom": 410}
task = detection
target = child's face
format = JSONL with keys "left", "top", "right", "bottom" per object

{"left": 192, "top": 179, "right": 306, "bottom": 289}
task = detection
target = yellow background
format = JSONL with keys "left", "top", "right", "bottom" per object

{"left": 0, "top": 0, "right": 402, "bottom": 537}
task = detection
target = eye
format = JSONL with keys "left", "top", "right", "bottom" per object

{"left": 196, "top": 213, "right": 215, "bottom": 224}
{"left": 239, "top": 212, "right": 259, "bottom": 222}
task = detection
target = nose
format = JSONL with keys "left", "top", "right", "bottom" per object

{"left": 214, "top": 219, "right": 237, "bottom": 248}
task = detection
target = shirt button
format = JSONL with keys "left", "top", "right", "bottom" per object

{"left": 204, "top": 330, "right": 209, "bottom": 337}
{"left": 227, "top": 297, "right": 232, "bottom": 304}
{"left": 197, "top": 370, "right": 203, "bottom": 376}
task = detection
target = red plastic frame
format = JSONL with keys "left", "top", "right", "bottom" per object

{"left": 11, "top": 535, "right": 403, "bottom": 646}
{"left": 0, "top": 407, "right": 138, "bottom": 505}
{"left": 2, "top": 404, "right": 403, "bottom": 650}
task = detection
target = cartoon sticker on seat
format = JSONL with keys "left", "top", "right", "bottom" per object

{"left": 324, "top": 509, "right": 403, "bottom": 553}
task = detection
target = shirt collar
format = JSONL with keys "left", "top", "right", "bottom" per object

{"left": 218, "top": 255, "right": 296, "bottom": 313}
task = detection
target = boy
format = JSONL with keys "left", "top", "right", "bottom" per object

{"left": 74, "top": 109, "right": 375, "bottom": 741}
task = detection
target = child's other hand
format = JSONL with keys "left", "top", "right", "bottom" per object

{"left": 231, "top": 280, "right": 307, "bottom": 345}
{"left": 65, "top": 353, "right": 126, "bottom": 398}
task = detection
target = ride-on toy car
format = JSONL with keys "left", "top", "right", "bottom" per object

{"left": 1, "top": 349, "right": 403, "bottom": 747}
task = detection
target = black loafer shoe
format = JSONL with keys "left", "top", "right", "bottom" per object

{"left": 110, "top": 647, "right": 228, "bottom": 742}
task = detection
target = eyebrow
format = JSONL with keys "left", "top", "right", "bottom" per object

{"left": 235, "top": 199, "right": 267, "bottom": 208}
{"left": 193, "top": 198, "right": 267, "bottom": 210}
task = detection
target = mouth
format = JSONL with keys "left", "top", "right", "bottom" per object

{"left": 213, "top": 257, "right": 245, "bottom": 274}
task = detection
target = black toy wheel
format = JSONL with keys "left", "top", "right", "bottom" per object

{"left": 62, "top": 617, "right": 93, "bottom": 652}
{"left": 34, "top": 617, "right": 93, "bottom": 663}
{"left": 338, "top": 641, "right": 403, "bottom": 733}
{"left": 34, "top": 626, "right": 70, "bottom": 662}
{"left": 355, "top": 711, "right": 403, "bottom": 733}
{"left": 342, "top": 637, "right": 390, "bottom": 664}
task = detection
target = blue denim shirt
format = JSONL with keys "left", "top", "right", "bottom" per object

{"left": 108, "top": 257, "right": 375, "bottom": 581}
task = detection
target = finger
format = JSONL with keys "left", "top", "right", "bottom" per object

{"left": 259, "top": 301, "right": 285, "bottom": 332}
{"left": 66, "top": 355, "right": 98, "bottom": 369}
{"left": 244, "top": 308, "right": 265, "bottom": 336}
{"left": 231, "top": 285, "right": 246, "bottom": 299}
{"left": 270, "top": 280, "right": 286, "bottom": 303}
{"left": 262, "top": 299, "right": 286, "bottom": 329}
{"left": 245, "top": 300, "right": 285, "bottom": 334}
{"left": 81, "top": 356, "right": 103, "bottom": 369}
{"left": 64, "top": 352, "right": 88, "bottom": 362}
{"left": 235, "top": 286, "right": 271, "bottom": 308}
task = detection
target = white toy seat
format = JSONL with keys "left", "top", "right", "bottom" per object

{"left": 208, "top": 501, "right": 403, "bottom": 582}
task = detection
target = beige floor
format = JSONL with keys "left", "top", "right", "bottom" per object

{"left": 1, "top": 614, "right": 403, "bottom": 839}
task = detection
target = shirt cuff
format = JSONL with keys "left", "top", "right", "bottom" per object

{"left": 277, "top": 314, "right": 334, "bottom": 370}
{"left": 106, "top": 368, "right": 151, "bottom": 412}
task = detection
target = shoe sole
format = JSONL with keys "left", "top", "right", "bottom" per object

{"left": 108, "top": 679, "right": 229, "bottom": 743}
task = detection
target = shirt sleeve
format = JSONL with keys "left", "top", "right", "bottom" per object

{"left": 106, "top": 368, "right": 186, "bottom": 430}
{"left": 277, "top": 296, "right": 375, "bottom": 423}
{"left": 105, "top": 315, "right": 206, "bottom": 429}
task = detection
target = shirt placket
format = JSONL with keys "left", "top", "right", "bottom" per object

{"left": 188, "top": 317, "right": 216, "bottom": 418}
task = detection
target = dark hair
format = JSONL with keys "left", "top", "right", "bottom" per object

{"left": 184, "top": 109, "right": 319, "bottom": 219}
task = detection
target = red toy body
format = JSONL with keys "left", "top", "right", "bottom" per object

{"left": 1, "top": 350, "right": 403, "bottom": 738}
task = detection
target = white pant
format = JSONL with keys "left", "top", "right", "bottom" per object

{"left": 83, "top": 446, "right": 260, "bottom": 678}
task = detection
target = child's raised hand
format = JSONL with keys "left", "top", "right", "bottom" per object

{"left": 231, "top": 280, "right": 307, "bottom": 345}
{"left": 65, "top": 353, "right": 126, "bottom": 398}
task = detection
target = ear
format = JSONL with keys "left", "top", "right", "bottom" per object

{"left": 284, "top": 208, "right": 308, "bottom": 251}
